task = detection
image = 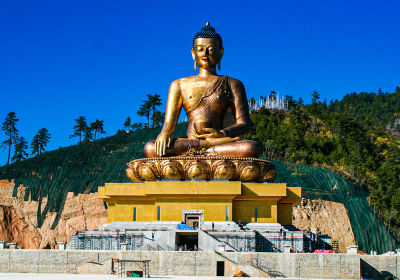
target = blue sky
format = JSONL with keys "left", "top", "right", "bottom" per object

{"left": 1, "top": 0, "right": 399, "bottom": 165}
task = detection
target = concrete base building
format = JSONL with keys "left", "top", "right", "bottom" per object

{"left": 68, "top": 181, "right": 308, "bottom": 253}
{"left": 98, "top": 181, "right": 301, "bottom": 225}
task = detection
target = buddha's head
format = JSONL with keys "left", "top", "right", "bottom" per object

{"left": 192, "top": 22, "right": 224, "bottom": 71}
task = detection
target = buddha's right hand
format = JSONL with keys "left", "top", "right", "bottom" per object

{"left": 155, "top": 132, "right": 172, "bottom": 156}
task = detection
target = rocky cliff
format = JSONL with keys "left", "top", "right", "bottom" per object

{"left": 0, "top": 180, "right": 107, "bottom": 249}
{"left": 0, "top": 178, "right": 358, "bottom": 251}
{"left": 0, "top": 124, "right": 398, "bottom": 253}
{"left": 292, "top": 198, "right": 356, "bottom": 253}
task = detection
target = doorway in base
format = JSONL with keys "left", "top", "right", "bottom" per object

{"left": 175, "top": 232, "right": 198, "bottom": 251}
{"left": 182, "top": 210, "right": 204, "bottom": 229}
{"left": 185, "top": 215, "right": 200, "bottom": 229}
{"left": 217, "top": 261, "right": 225, "bottom": 276}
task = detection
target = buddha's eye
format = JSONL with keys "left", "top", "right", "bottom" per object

{"left": 196, "top": 46, "right": 204, "bottom": 52}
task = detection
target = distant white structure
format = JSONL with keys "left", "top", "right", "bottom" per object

{"left": 249, "top": 91, "right": 287, "bottom": 111}
{"left": 385, "top": 117, "right": 400, "bottom": 130}
{"left": 178, "top": 91, "right": 287, "bottom": 123}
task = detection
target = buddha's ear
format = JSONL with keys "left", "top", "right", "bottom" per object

{"left": 220, "top": 48, "right": 224, "bottom": 59}
{"left": 191, "top": 48, "right": 196, "bottom": 61}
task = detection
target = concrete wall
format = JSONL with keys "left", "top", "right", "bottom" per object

{"left": 0, "top": 250, "right": 399, "bottom": 279}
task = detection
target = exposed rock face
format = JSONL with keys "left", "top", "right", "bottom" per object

{"left": 0, "top": 180, "right": 107, "bottom": 249}
{"left": 0, "top": 179, "right": 356, "bottom": 252}
{"left": 293, "top": 198, "right": 356, "bottom": 253}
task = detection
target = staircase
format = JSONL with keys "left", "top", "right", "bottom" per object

{"left": 251, "top": 256, "right": 286, "bottom": 278}
{"left": 214, "top": 250, "right": 270, "bottom": 278}
{"left": 317, "top": 237, "right": 326, "bottom": 250}
{"left": 204, "top": 230, "right": 257, "bottom": 252}
{"left": 201, "top": 230, "right": 238, "bottom": 252}
{"left": 255, "top": 231, "right": 265, "bottom": 252}
{"left": 303, "top": 234, "right": 312, "bottom": 252}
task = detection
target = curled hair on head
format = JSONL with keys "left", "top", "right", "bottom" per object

{"left": 192, "top": 22, "right": 223, "bottom": 49}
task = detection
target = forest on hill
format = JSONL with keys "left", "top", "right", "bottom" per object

{"left": 246, "top": 87, "right": 400, "bottom": 240}
{"left": 2, "top": 87, "right": 400, "bottom": 242}
{"left": 328, "top": 86, "right": 400, "bottom": 130}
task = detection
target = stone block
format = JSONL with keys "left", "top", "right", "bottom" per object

{"left": 9, "top": 250, "right": 39, "bottom": 273}
{"left": 120, "top": 243, "right": 128, "bottom": 251}
{"left": 58, "top": 242, "right": 66, "bottom": 250}
{"left": 38, "top": 250, "right": 68, "bottom": 273}
{"left": 347, "top": 245, "right": 358, "bottom": 254}
{"left": 0, "top": 251, "right": 9, "bottom": 273}
{"left": 283, "top": 245, "right": 291, "bottom": 254}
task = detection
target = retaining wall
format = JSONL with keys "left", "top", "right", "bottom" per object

{"left": 0, "top": 250, "right": 399, "bottom": 279}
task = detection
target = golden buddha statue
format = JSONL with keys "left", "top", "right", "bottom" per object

{"left": 127, "top": 23, "right": 275, "bottom": 183}
{"left": 144, "top": 22, "right": 262, "bottom": 158}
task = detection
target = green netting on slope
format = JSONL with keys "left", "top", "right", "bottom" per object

{"left": 0, "top": 122, "right": 398, "bottom": 253}
{"left": 270, "top": 159, "right": 400, "bottom": 254}
{"left": 0, "top": 124, "right": 189, "bottom": 230}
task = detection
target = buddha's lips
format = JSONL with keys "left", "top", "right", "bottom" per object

{"left": 202, "top": 58, "right": 209, "bottom": 61}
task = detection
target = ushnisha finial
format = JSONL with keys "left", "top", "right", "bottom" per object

{"left": 192, "top": 22, "right": 223, "bottom": 48}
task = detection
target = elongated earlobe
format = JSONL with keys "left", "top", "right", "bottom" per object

{"left": 194, "top": 61, "right": 197, "bottom": 71}
{"left": 218, "top": 61, "right": 221, "bottom": 71}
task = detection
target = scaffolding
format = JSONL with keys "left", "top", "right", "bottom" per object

{"left": 2, "top": 120, "right": 399, "bottom": 254}
{"left": 66, "top": 232, "right": 151, "bottom": 251}
{"left": 264, "top": 234, "right": 304, "bottom": 252}
{"left": 209, "top": 231, "right": 305, "bottom": 253}
{"left": 210, "top": 233, "right": 256, "bottom": 252}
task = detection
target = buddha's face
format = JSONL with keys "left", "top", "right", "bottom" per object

{"left": 192, "top": 38, "right": 224, "bottom": 70}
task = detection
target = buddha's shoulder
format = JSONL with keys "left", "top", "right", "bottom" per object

{"left": 171, "top": 75, "right": 208, "bottom": 84}
{"left": 173, "top": 76, "right": 194, "bottom": 83}
{"left": 226, "top": 77, "right": 244, "bottom": 88}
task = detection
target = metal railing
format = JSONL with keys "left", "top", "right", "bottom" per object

{"left": 67, "top": 232, "right": 151, "bottom": 251}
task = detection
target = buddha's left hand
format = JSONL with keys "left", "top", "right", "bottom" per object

{"left": 191, "top": 128, "right": 225, "bottom": 139}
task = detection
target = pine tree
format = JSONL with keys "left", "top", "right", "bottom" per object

{"left": 136, "top": 94, "right": 163, "bottom": 129}
{"left": 148, "top": 94, "right": 162, "bottom": 128}
{"left": 83, "top": 127, "right": 93, "bottom": 143}
{"left": 310, "top": 89, "right": 321, "bottom": 135}
{"left": 124, "top": 117, "right": 132, "bottom": 131}
{"left": 151, "top": 110, "right": 165, "bottom": 128}
{"left": 12, "top": 136, "right": 28, "bottom": 162}
{"left": 137, "top": 101, "right": 151, "bottom": 129}
{"left": 131, "top": 123, "right": 144, "bottom": 131}
{"left": 69, "top": 116, "right": 89, "bottom": 143}
{"left": 284, "top": 95, "right": 296, "bottom": 110}
{"left": 269, "top": 91, "right": 277, "bottom": 102}
{"left": 249, "top": 97, "right": 256, "bottom": 110}
{"left": 91, "top": 119, "right": 106, "bottom": 140}
{"left": 31, "top": 128, "right": 51, "bottom": 156}
{"left": 1, "top": 112, "right": 19, "bottom": 165}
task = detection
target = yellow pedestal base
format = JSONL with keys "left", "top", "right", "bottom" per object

{"left": 98, "top": 181, "right": 301, "bottom": 225}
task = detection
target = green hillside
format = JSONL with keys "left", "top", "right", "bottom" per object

{"left": 0, "top": 122, "right": 399, "bottom": 253}
{"left": 0, "top": 124, "right": 188, "bottom": 229}
{"left": 327, "top": 87, "right": 400, "bottom": 128}
{"left": 247, "top": 98, "right": 400, "bottom": 243}
{"left": 273, "top": 160, "right": 399, "bottom": 254}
